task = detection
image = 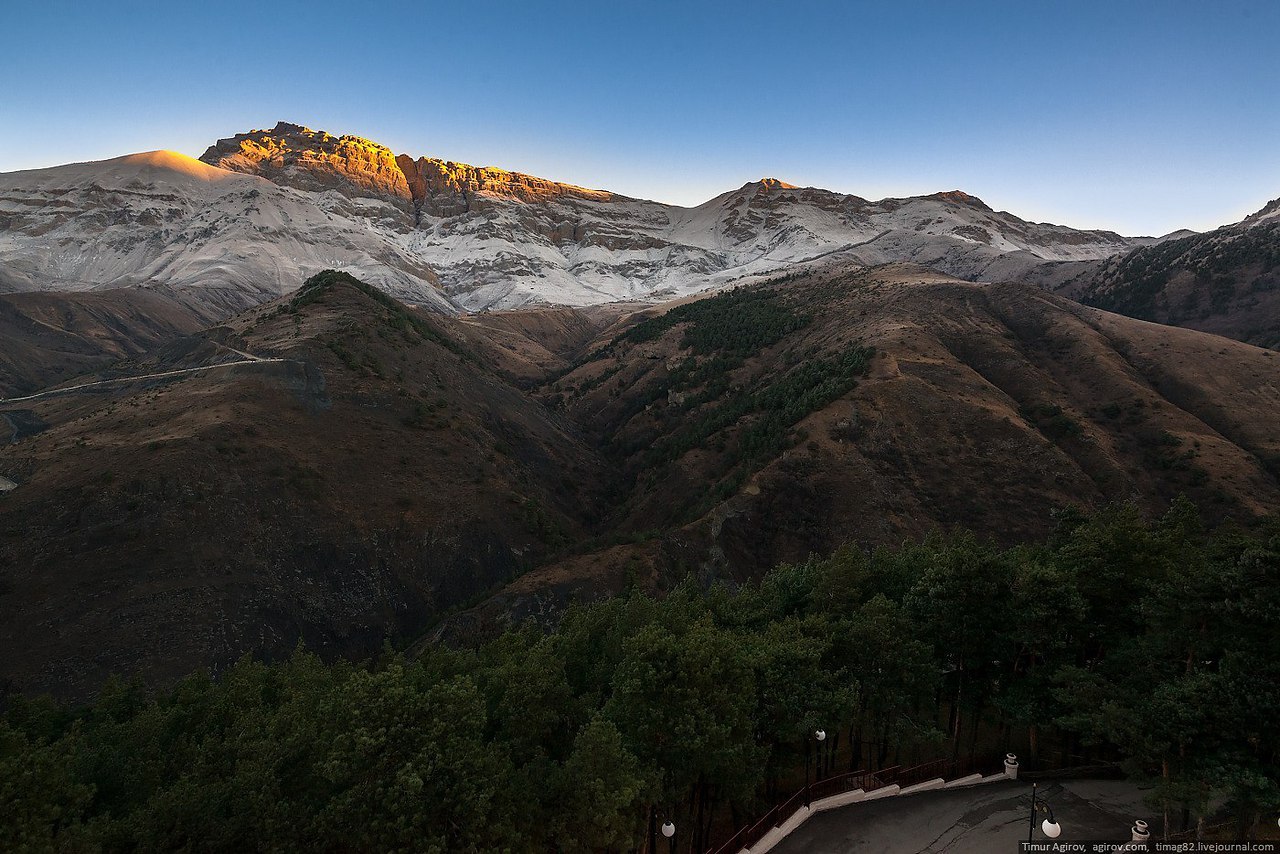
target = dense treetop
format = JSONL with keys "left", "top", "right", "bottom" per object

{"left": 3, "top": 500, "right": 1277, "bottom": 851}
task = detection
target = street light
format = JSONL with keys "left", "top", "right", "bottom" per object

{"left": 1029, "top": 783, "right": 1063, "bottom": 842}
{"left": 817, "top": 729, "right": 828, "bottom": 779}
{"left": 805, "top": 728, "right": 827, "bottom": 807}
{"left": 648, "top": 807, "right": 675, "bottom": 854}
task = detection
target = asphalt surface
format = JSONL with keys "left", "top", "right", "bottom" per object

{"left": 772, "top": 779, "right": 1155, "bottom": 854}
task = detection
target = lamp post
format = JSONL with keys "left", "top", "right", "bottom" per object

{"left": 816, "top": 729, "right": 828, "bottom": 783}
{"left": 661, "top": 818, "right": 676, "bottom": 854}
{"left": 805, "top": 728, "right": 827, "bottom": 807}
{"left": 1028, "top": 783, "right": 1062, "bottom": 843}
{"left": 648, "top": 805, "right": 676, "bottom": 854}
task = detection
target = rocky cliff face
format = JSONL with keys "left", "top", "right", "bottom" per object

{"left": 201, "top": 122, "right": 414, "bottom": 211}
{"left": 1242, "top": 196, "right": 1280, "bottom": 227}
{"left": 199, "top": 122, "right": 614, "bottom": 222}
{"left": 396, "top": 155, "right": 615, "bottom": 218}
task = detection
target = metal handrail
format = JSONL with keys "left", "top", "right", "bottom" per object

{"left": 708, "top": 756, "right": 996, "bottom": 854}
{"left": 707, "top": 765, "right": 900, "bottom": 854}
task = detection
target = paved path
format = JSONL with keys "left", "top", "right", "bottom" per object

{"left": 773, "top": 779, "right": 1154, "bottom": 854}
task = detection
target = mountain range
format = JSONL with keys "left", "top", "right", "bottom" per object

{"left": 1, "top": 122, "right": 1278, "bottom": 699}
{"left": 3, "top": 121, "right": 1239, "bottom": 315}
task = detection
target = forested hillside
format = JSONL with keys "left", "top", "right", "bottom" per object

{"left": 1072, "top": 219, "right": 1280, "bottom": 349}
{"left": 4, "top": 501, "right": 1276, "bottom": 851}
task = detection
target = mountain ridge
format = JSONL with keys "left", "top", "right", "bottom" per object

{"left": 1063, "top": 203, "right": 1280, "bottom": 348}
{"left": 0, "top": 120, "right": 1176, "bottom": 314}
{"left": 3, "top": 120, "right": 1276, "bottom": 346}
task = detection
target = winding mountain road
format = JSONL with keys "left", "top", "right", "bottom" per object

{"left": 0, "top": 342, "right": 285, "bottom": 406}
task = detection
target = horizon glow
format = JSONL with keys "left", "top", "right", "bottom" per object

{"left": 2, "top": 0, "right": 1277, "bottom": 236}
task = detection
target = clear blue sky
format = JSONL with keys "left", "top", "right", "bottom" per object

{"left": 3, "top": 0, "right": 1277, "bottom": 235}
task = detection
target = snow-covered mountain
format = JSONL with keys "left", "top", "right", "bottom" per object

{"left": 0, "top": 121, "right": 1166, "bottom": 315}
{"left": 0, "top": 149, "right": 455, "bottom": 316}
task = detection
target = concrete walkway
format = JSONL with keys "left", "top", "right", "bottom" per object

{"left": 773, "top": 779, "right": 1154, "bottom": 853}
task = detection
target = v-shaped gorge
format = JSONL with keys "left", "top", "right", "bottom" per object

{"left": 2, "top": 263, "right": 1277, "bottom": 700}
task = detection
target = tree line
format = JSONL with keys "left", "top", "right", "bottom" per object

{"left": 2, "top": 499, "right": 1277, "bottom": 851}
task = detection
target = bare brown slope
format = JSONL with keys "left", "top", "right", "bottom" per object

{"left": 450, "top": 305, "right": 623, "bottom": 386}
{"left": 0, "top": 274, "right": 609, "bottom": 699}
{"left": 0, "top": 287, "right": 211, "bottom": 396}
{"left": 5, "top": 265, "right": 1279, "bottom": 694}
{"left": 443, "top": 264, "right": 1280, "bottom": 633}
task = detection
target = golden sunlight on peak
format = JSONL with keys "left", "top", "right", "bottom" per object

{"left": 114, "top": 150, "right": 240, "bottom": 181}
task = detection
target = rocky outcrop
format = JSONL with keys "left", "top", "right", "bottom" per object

{"left": 1243, "top": 196, "right": 1280, "bottom": 227}
{"left": 198, "top": 122, "right": 617, "bottom": 224}
{"left": 395, "top": 155, "right": 614, "bottom": 218}
{"left": 201, "top": 121, "right": 414, "bottom": 209}
{"left": 926, "top": 189, "right": 994, "bottom": 211}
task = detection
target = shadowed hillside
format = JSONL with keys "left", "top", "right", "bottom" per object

{"left": 0, "top": 288, "right": 211, "bottom": 397}
{"left": 0, "top": 272, "right": 610, "bottom": 698}
{"left": 446, "top": 264, "right": 1280, "bottom": 633}
{"left": 3, "top": 265, "right": 1279, "bottom": 697}
{"left": 1066, "top": 207, "right": 1280, "bottom": 349}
